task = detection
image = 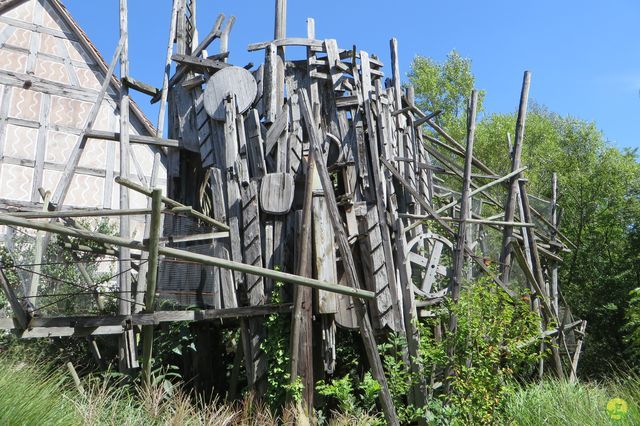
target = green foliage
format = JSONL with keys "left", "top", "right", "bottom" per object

{"left": 414, "top": 276, "right": 542, "bottom": 424}
{"left": 316, "top": 372, "right": 383, "bottom": 424}
{"left": 408, "top": 50, "right": 484, "bottom": 133}
{"left": 261, "top": 279, "right": 303, "bottom": 411}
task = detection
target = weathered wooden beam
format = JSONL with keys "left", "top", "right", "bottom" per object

{"left": 163, "top": 13, "right": 226, "bottom": 89}
{"left": 118, "top": 0, "right": 137, "bottom": 372}
{"left": 435, "top": 167, "right": 528, "bottom": 214}
{"left": 569, "top": 320, "right": 587, "bottom": 383}
{"left": 0, "top": 214, "right": 376, "bottom": 301}
{"left": 499, "top": 71, "right": 531, "bottom": 286}
{"left": 155, "top": 0, "right": 180, "bottom": 134}
{"left": 84, "top": 129, "right": 179, "bottom": 148}
{"left": 0, "top": 304, "right": 295, "bottom": 336}
{"left": 171, "top": 54, "right": 230, "bottom": 72}
{"left": 247, "top": 37, "right": 323, "bottom": 52}
{"left": 122, "top": 76, "right": 159, "bottom": 97}
{"left": 7, "top": 209, "right": 152, "bottom": 219}
{"left": 141, "top": 189, "right": 162, "bottom": 386}
{"left": 115, "top": 177, "right": 229, "bottom": 231}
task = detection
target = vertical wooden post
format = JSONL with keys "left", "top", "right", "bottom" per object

{"left": 445, "top": 90, "right": 478, "bottom": 393}
{"left": 156, "top": 0, "right": 180, "bottom": 136}
{"left": 499, "top": 71, "right": 531, "bottom": 286}
{"left": 550, "top": 172, "right": 559, "bottom": 316}
{"left": 142, "top": 188, "right": 163, "bottom": 386}
{"left": 118, "top": 0, "right": 136, "bottom": 372}
{"left": 299, "top": 89, "right": 399, "bottom": 426}
{"left": 290, "top": 156, "right": 315, "bottom": 412}
{"left": 274, "top": 0, "right": 286, "bottom": 116}
{"left": 569, "top": 320, "right": 587, "bottom": 383}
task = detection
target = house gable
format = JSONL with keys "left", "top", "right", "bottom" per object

{"left": 0, "top": 0, "right": 165, "bottom": 211}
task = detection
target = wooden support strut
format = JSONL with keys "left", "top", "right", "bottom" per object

{"left": 141, "top": 189, "right": 162, "bottom": 386}
{"left": 115, "top": 177, "right": 229, "bottom": 231}
{"left": 0, "top": 213, "right": 375, "bottom": 301}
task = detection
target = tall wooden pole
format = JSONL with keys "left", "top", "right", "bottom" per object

{"left": 499, "top": 71, "right": 531, "bottom": 286}
{"left": 550, "top": 172, "right": 559, "bottom": 316}
{"left": 118, "top": 0, "right": 136, "bottom": 372}
{"left": 445, "top": 90, "right": 478, "bottom": 393}
{"left": 156, "top": 0, "right": 180, "bottom": 137}
{"left": 273, "top": 0, "right": 286, "bottom": 116}
{"left": 142, "top": 189, "right": 163, "bottom": 386}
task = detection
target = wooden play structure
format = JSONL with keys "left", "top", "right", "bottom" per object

{"left": 0, "top": 1, "right": 587, "bottom": 423}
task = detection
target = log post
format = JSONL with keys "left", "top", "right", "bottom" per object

{"left": 445, "top": 90, "right": 478, "bottom": 393}
{"left": 499, "top": 71, "right": 531, "bottom": 286}
{"left": 142, "top": 189, "right": 163, "bottom": 386}
{"left": 118, "top": 0, "right": 137, "bottom": 372}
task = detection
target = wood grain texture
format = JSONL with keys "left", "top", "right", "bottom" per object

{"left": 203, "top": 66, "right": 257, "bottom": 121}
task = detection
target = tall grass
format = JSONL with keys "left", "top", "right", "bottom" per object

{"left": 504, "top": 378, "right": 638, "bottom": 426}
{"left": 0, "top": 360, "right": 81, "bottom": 425}
{"left": 0, "top": 355, "right": 284, "bottom": 425}
{"left": 1, "top": 353, "right": 638, "bottom": 425}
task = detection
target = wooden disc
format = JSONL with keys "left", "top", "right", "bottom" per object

{"left": 203, "top": 66, "right": 258, "bottom": 121}
{"left": 259, "top": 173, "right": 295, "bottom": 215}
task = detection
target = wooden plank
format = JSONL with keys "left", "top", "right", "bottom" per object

{"left": 313, "top": 195, "right": 338, "bottom": 314}
{"left": 123, "top": 76, "right": 159, "bottom": 97}
{"left": 0, "top": 304, "right": 294, "bottom": 334}
{"left": 248, "top": 37, "right": 323, "bottom": 52}
{"left": 263, "top": 43, "right": 278, "bottom": 123}
{"left": 395, "top": 218, "right": 427, "bottom": 409}
{"left": 244, "top": 109, "right": 267, "bottom": 178}
{"left": 569, "top": 320, "right": 587, "bottom": 383}
{"left": 241, "top": 181, "right": 264, "bottom": 305}
{"left": 290, "top": 155, "right": 314, "bottom": 411}
{"left": 360, "top": 51, "right": 404, "bottom": 332}
{"left": 264, "top": 102, "right": 289, "bottom": 153}
{"left": 171, "top": 54, "right": 230, "bottom": 72}
{"left": 299, "top": 88, "right": 400, "bottom": 426}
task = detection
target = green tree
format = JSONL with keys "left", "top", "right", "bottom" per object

{"left": 408, "top": 50, "right": 483, "bottom": 132}
{"left": 411, "top": 52, "right": 640, "bottom": 377}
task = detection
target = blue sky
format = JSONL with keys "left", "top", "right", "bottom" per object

{"left": 64, "top": 0, "right": 640, "bottom": 150}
